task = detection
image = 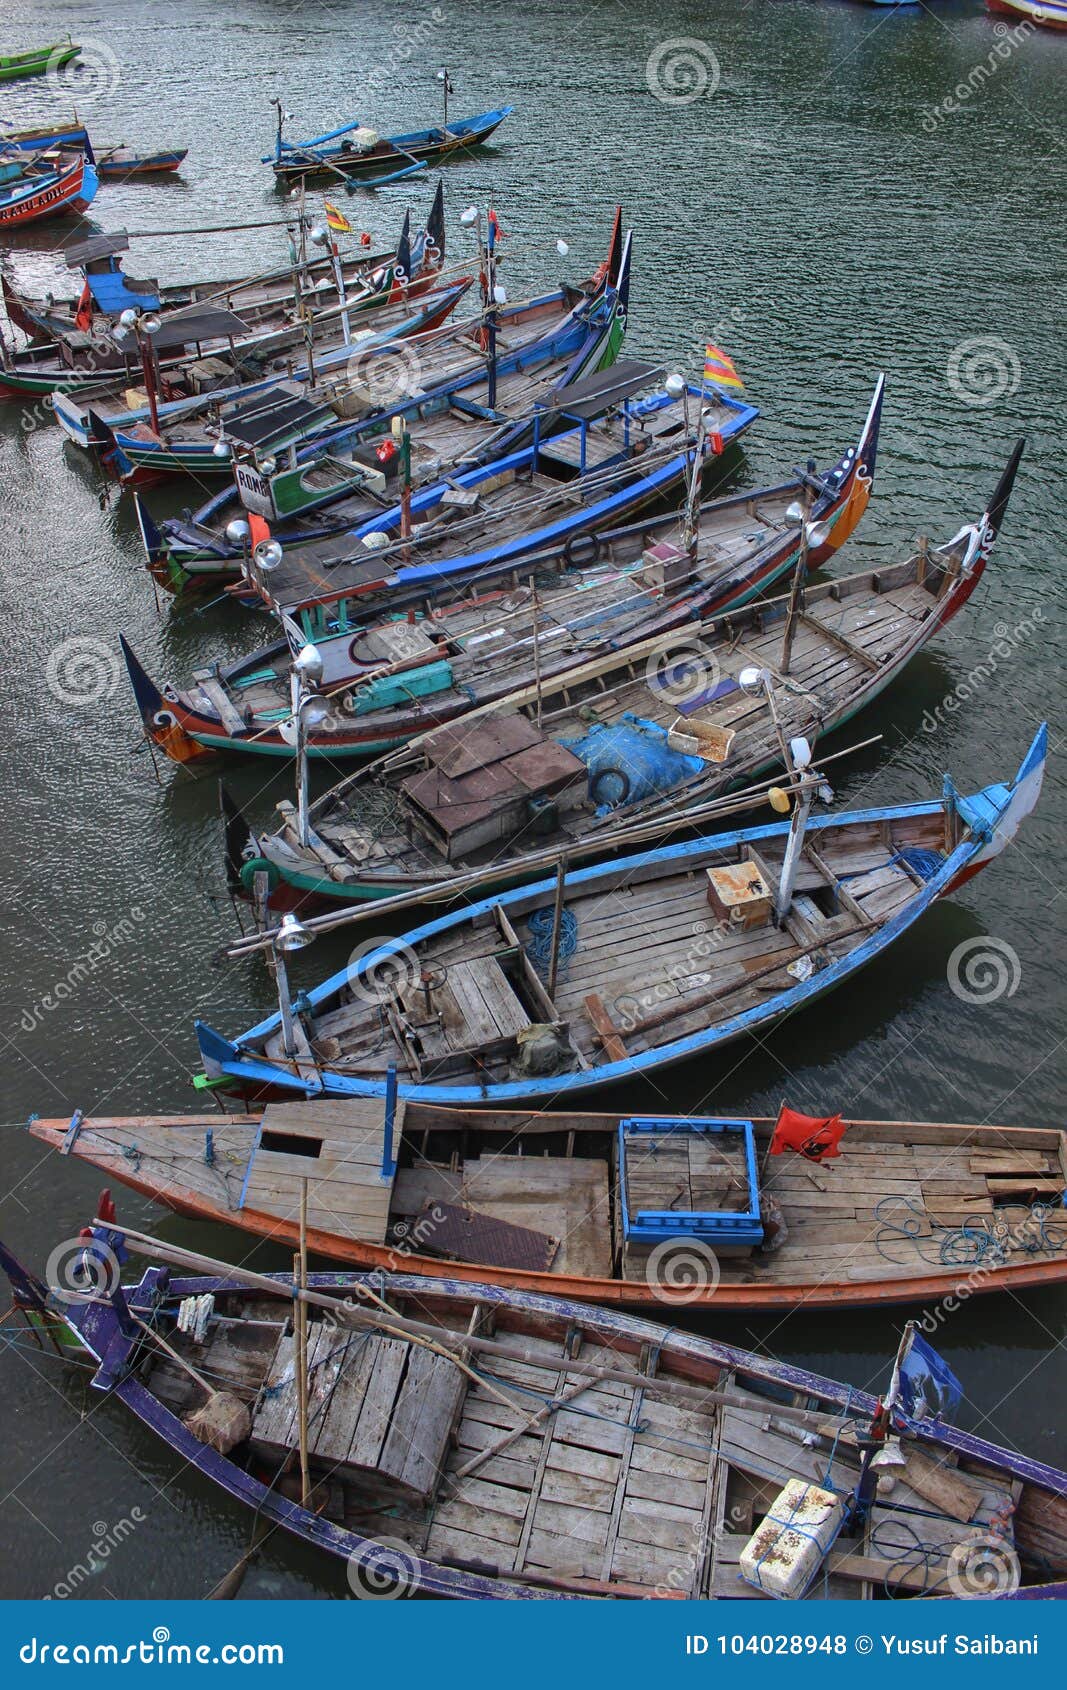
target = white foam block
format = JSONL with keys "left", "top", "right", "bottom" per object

{"left": 739, "top": 1479, "right": 844, "bottom": 1599}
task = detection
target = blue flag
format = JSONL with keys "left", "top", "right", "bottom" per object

{"left": 887, "top": 1323, "right": 962, "bottom": 1423}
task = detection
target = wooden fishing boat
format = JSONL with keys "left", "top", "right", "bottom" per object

{"left": 0, "top": 150, "right": 97, "bottom": 226}
{"left": 197, "top": 724, "right": 1047, "bottom": 1107}
{"left": 30, "top": 1103, "right": 1067, "bottom": 1311}
{"left": 986, "top": 0, "right": 1067, "bottom": 28}
{"left": 0, "top": 118, "right": 90, "bottom": 153}
{"left": 267, "top": 106, "right": 513, "bottom": 186}
{"left": 122, "top": 380, "right": 879, "bottom": 767}
{"left": 0, "top": 208, "right": 411, "bottom": 341}
{"left": 227, "top": 441, "right": 1018, "bottom": 911}
{"left": 2, "top": 213, "right": 459, "bottom": 408}
{"left": 4, "top": 1226, "right": 1065, "bottom": 1598}
{"left": 0, "top": 38, "right": 79, "bottom": 82}
{"left": 220, "top": 377, "right": 757, "bottom": 609}
{"left": 47, "top": 278, "right": 474, "bottom": 477}
{"left": 96, "top": 146, "right": 188, "bottom": 178}
{"left": 90, "top": 215, "right": 629, "bottom": 484}
{"left": 136, "top": 353, "right": 645, "bottom": 596}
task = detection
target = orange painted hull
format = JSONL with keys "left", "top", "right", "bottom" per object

{"left": 30, "top": 1113, "right": 1067, "bottom": 1312}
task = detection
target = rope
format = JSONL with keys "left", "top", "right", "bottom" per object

{"left": 524, "top": 907, "right": 578, "bottom": 981}
{"left": 874, "top": 1196, "right": 1065, "bottom": 1268}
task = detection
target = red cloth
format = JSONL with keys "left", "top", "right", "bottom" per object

{"left": 74, "top": 280, "right": 93, "bottom": 331}
{"left": 248, "top": 514, "right": 271, "bottom": 552}
{"left": 769, "top": 1107, "right": 846, "bottom": 1162}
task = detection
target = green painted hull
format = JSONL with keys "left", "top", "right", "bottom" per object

{"left": 0, "top": 43, "right": 78, "bottom": 81}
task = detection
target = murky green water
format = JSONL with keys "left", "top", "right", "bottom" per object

{"left": 0, "top": 0, "right": 1063, "bottom": 1597}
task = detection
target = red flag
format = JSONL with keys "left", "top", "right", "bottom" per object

{"left": 74, "top": 279, "right": 92, "bottom": 331}
{"left": 769, "top": 1107, "right": 846, "bottom": 1162}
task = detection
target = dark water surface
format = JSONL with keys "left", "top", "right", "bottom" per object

{"left": 0, "top": 0, "right": 1063, "bottom": 1598}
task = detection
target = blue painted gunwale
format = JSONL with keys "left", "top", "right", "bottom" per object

{"left": 197, "top": 726, "right": 1047, "bottom": 1106}
{"left": 56, "top": 280, "right": 474, "bottom": 456}
{"left": 149, "top": 282, "right": 630, "bottom": 569}
{"left": 41, "top": 1250, "right": 1067, "bottom": 1600}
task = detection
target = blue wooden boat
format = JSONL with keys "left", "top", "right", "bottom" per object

{"left": 53, "top": 212, "right": 630, "bottom": 480}
{"left": 3, "top": 1228, "right": 1065, "bottom": 1598}
{"left": 266, "top": 105, "right": 513, "bottom": 186}
{"left": 0, "top": 119, "right": 91, "bottom": 152}
{"left": 222, "top": 374, "right": 758, "bottom": 615}
{"left": 96, "top": 145, "right": 188, "bottom": 178}
{"left": 196, "top": 725, "right": 1047, "bottom": 1107}
{"left": 121, "top": 381, "right": 877, "bottom": 769}
{"left": 135, "top": 223, "right": 634, "bottom": 592}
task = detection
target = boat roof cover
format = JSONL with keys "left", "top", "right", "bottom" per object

{"left": 64, "top": 231, "right": 130, "bottom": 267}
{"left": 546, "top": 357, "right": 665, "bottom": 421}
{"left": 223, "top": 385, "right": 332, "bottom": 448}
{"left": 145, "top": 305, "right": 249, "bottom": 350}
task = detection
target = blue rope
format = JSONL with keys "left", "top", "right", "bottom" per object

{"left": 525, "top": 906, "right": 578, "bottom": 981}
{"left": 874, "top": 1197, "right": 1064, "bottom": 1268}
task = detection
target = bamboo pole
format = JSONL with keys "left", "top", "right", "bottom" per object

{"left": 546, "top": 852, "right": 569, "bottom": 1001}
{"left": 295, "top": 1181, "right": 311, "bottom": 1508}
{"left": 222, "top": 734, "right": 883, "bottom": 959}
{"left": 97, "top": 1223, "right": 526, "bottom": 1417}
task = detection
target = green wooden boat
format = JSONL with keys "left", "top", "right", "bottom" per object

{"left": 0, "top": 38, "right": 79, "bottom": 82}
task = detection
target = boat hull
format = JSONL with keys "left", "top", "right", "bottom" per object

{"left": 28, "top": 1113, "right": 1067, "bottom": 1311}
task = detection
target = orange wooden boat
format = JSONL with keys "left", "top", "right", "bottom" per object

{"left": 29, "top": 1102, "right": 1067, "bottom": 1311}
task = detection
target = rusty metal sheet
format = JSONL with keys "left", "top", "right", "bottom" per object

{"left": 423, "top": 712, "right": 542, "bottom": 779}
{"left": 500, "top": 740, "right": 586, "bottom": 795}
{"left": 412, "top": 1201, "right": 559, "bottom": 1271}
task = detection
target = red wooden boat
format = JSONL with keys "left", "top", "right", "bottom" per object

{"left": 0, "top": 152, "right": 97, "bottom": 226}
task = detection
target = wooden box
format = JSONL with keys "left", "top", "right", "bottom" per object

{"left": 705, "top": 859, "right": 773, "bottom": 929}
{"left": 250, "top": 1324, "right": 468, "bottom": 1507}
{"left": 637, "top": 539, "right": 692, "bottom": 596}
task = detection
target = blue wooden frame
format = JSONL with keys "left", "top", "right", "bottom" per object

{"left": 617, "top": 1116, "right": 763, "bottom": 1246}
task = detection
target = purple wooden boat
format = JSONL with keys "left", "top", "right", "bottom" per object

{"left": 2, "top": 1222, "right": 1065, "bottom": 1600}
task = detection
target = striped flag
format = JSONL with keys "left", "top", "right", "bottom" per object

{"left": 703, "top": 341, "right": 744, "bottom": 391}
{"left": 323, "top": 200, "right": 352, "bottom": 234}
